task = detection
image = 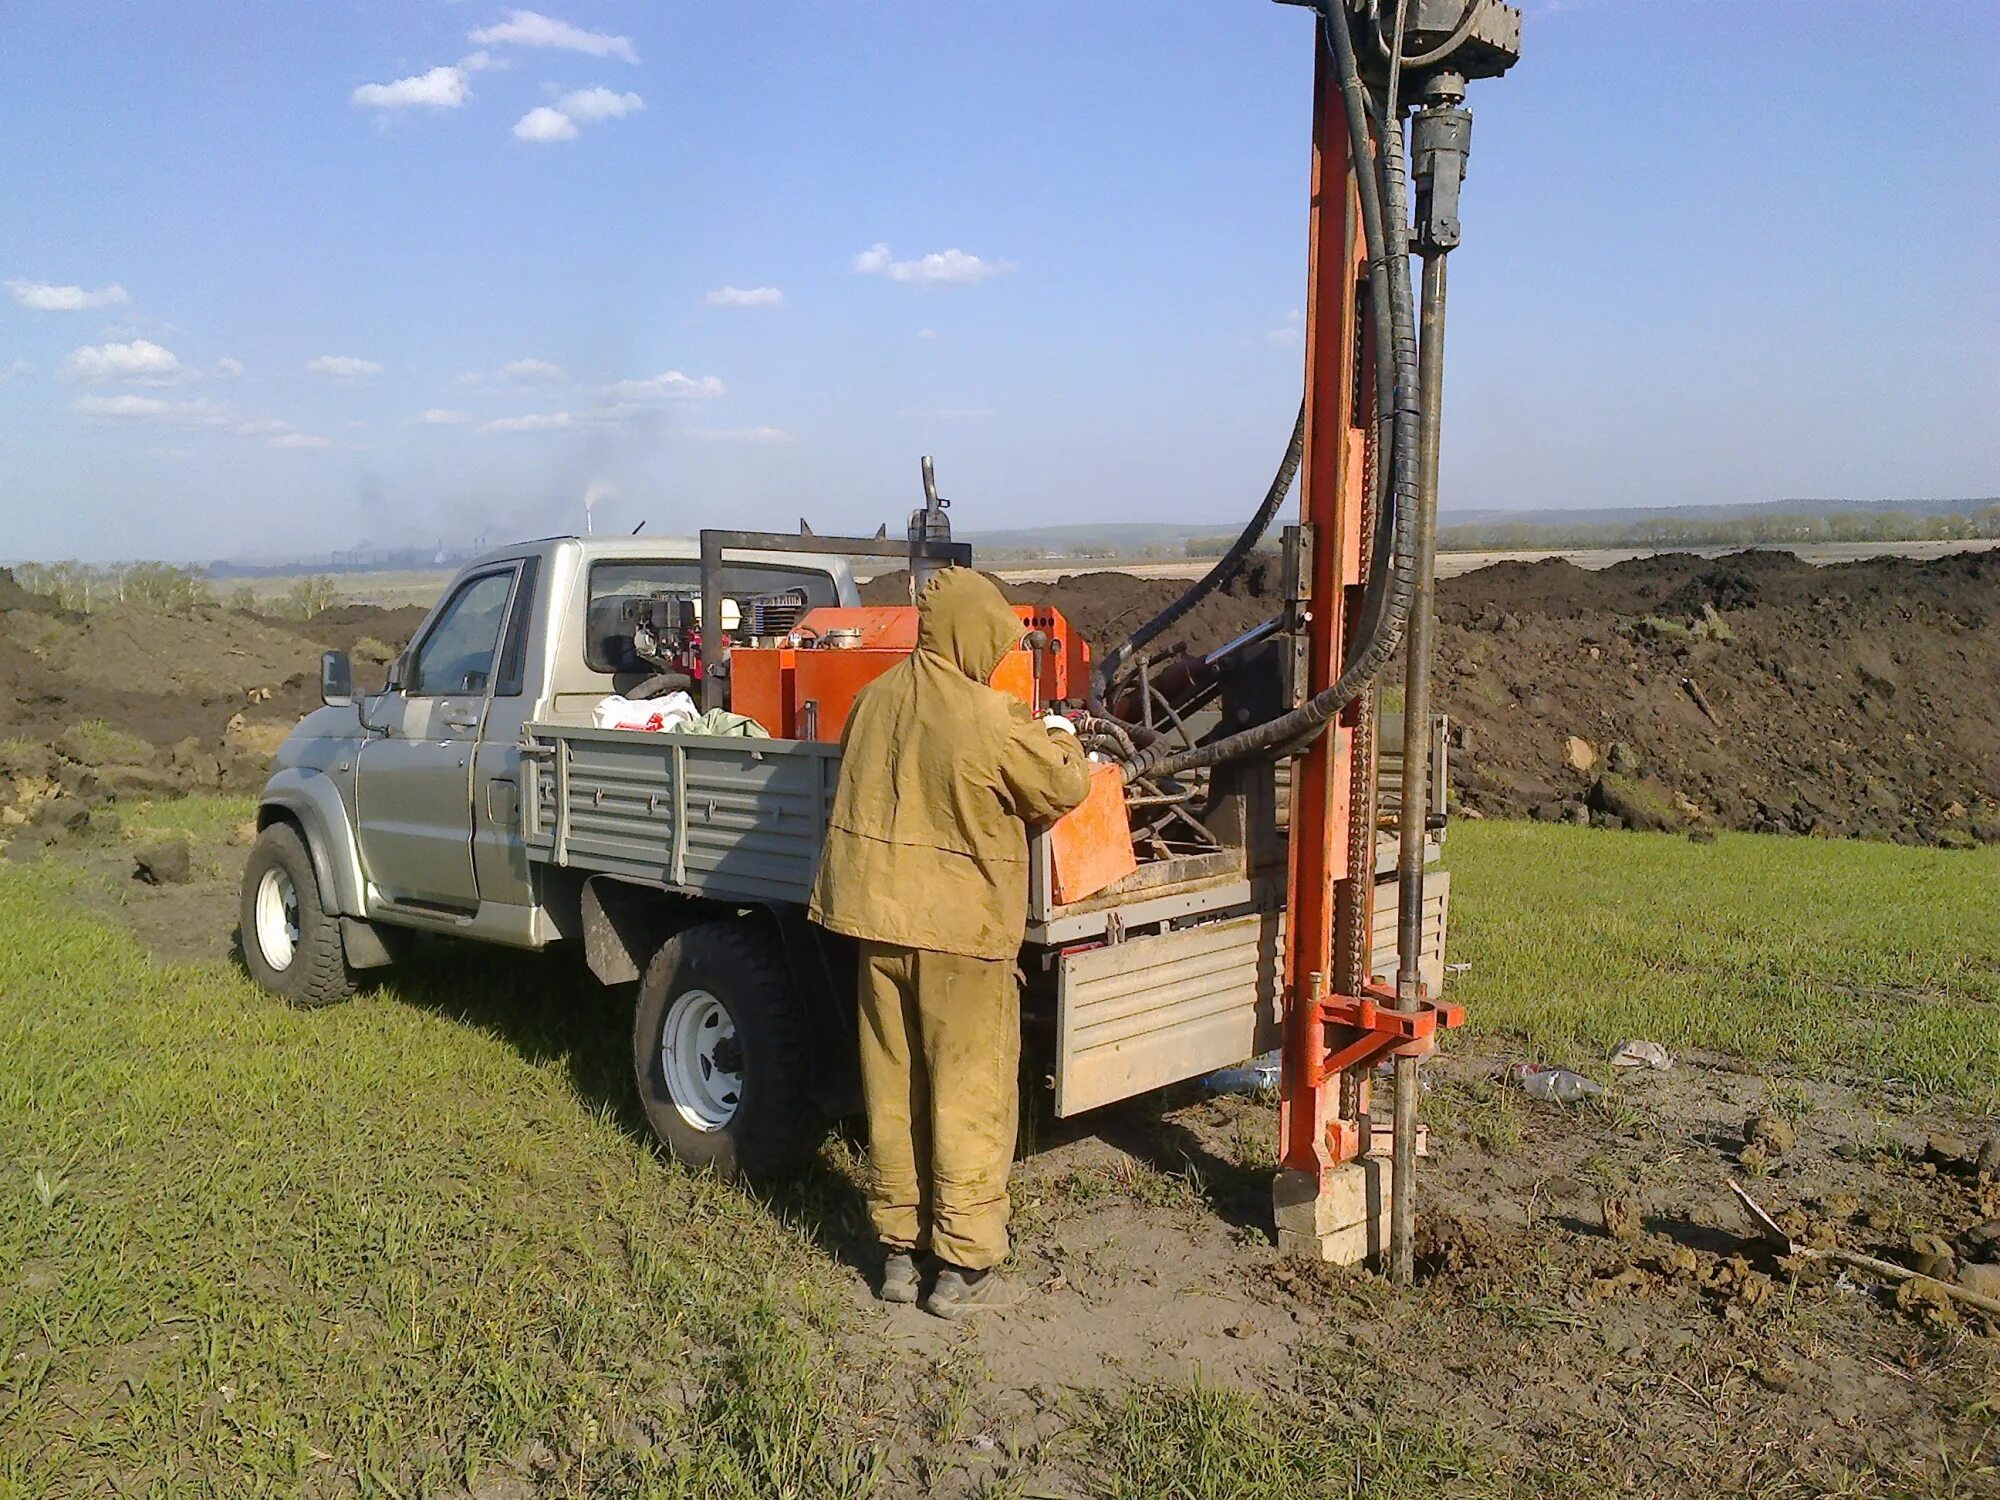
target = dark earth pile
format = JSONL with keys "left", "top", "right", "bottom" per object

{"left": 990, "top": 549, "right": 2000, "bottom": 848}
{"left": 0, "top": 568, "right": 426, "bottom": 852}
{"left": 861, "top": 556, "right": 1284, "bottom": 664}
{"left": 6, "top": 549, "right": 1995, "bottom": 849}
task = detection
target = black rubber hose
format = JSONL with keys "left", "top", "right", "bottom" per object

{"left": 1094, "top": 399, "right": 1305, "bottom": 704}
{"left": 1095, "top": 3, "right": 1401, "bottom": 726}
{"left": 1121, "top": 3, "right": 1421, "bottom": 784}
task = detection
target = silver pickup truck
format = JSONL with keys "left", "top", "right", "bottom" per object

{"left": 242, "top": 534, "right": 1446, "bottom": 1177}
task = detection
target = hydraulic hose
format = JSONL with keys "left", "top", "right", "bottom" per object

{"left": 1121, "top": 2, "right": 1422, "bottom": 784}
{"left": 1093, "top": 399, "right": 1306, "bottom": 706}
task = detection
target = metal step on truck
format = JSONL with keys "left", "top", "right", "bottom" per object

{"left": 240, "top": 507, "right": 1447, "bottom": 1179}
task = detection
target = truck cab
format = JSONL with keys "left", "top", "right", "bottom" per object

{"left": 241, "top": 535, "right": 858, "bottom": 991}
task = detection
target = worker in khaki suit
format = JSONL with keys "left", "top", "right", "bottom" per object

{"left": 809, "top": 567, "right": 1090, "bottom": 1318}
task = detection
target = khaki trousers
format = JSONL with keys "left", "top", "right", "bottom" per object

{"left": 856, "top": 940, "right": 1019, "bottom": 1271}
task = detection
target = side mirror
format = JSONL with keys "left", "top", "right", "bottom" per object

{"left": 320, "top": 650, "right": 354, "bottom": 707}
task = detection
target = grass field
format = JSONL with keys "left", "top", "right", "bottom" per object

{"left": 1449, "top": 823, "right": 2000, "bottom": 1105}
{"left": 2, "top": 814, "right": 1995, "bottom": 1495}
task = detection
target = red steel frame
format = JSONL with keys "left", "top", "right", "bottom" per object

{"left": 1279, "top": 35, "right": 1462, "bottom": 1182}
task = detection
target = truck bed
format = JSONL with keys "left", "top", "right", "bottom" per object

{"left": 520, "top": 721, "right": 1448, "bottom": 1118}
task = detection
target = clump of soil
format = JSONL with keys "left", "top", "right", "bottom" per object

{"left": 1412, "top": 1209, "right": 1506, "bottom": 1276}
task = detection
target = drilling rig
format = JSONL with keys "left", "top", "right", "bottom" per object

{"left": 1115, "top": 0, "right": 1521, "bottom": 1277}
{"left": 275, "top": 0, "right": 1527, "bottom": 1286}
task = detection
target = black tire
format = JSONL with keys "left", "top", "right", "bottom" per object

{"left": 633, "top": 920, "right": 822, "bottom": 1179}
{"left": 239, "top": 822, "right": 356, "bottom": 1008}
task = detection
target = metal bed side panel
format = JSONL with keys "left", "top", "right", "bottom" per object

{"left": 677, "top": 743, "right": 840, "bottom": 904}
{"left": 520, "top": 726, "right": 838, "bottom": 905}
{"left": 1053, "top": 911, "right": 1284, "bottom": 1118}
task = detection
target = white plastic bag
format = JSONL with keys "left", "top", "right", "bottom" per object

{"left": 592, "top": 690, "right": 698, "bottom": 733}
{"left": 1509, "top": 1063, "right": 1603, "bottom": 1104}
{"left": 1608, "top": 1039, "right": 1674, "bottom": 1071}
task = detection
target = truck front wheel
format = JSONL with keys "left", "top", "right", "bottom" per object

{"left": 239, "top": 822, "right": 356, "bottom": 1008}
{"left": 633, "top": 921, "right": 822, "bottom": 1179}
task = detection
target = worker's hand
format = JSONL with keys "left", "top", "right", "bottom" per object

{"left": 1041, "top": 713, "right": 1076, "bottom": 736}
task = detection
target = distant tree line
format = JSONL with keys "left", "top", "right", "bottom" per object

{"left": 13, "top": 561, "right": 341, "bottom": 619}
{"left": 1433, "top": 505, "right": 2000, "bottom": 553}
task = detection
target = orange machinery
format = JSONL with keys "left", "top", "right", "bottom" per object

{"left": 731, "top": 600, "right": 1135, "bottom": 903}
{"left": 730, "top": 603, "right": 1089, "bottom": 743}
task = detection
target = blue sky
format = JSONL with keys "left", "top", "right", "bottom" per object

{"left": 1, "top": 1, "right": 1995, "bottom": 563}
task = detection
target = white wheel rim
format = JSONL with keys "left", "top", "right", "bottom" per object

{"left": 255, "top": 866, "right": 300, "bottom": 971}
{"left": 661, "top": 987, "right": 742, "bottom": 1131}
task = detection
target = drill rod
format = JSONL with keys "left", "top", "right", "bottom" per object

{"left": 1390, "top": 247, "right": 1450, "bottom": 1284}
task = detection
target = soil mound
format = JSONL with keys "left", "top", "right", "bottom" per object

{"left": 5, "top": 549, "right": 1994, "bottom": 849}
{"left": 1427, "top": 550, "right": 2000, "bottom": 844}
{"left": 0, "top": 566, "right": 59, "bottom": 616}
{"left": 0, "top": 600, "right": 425, "bottom": 831}
{"left": 864, "top": 558, "right": 1280, "bottom": 665}
{"left": 1012, "top": 547, "right": 1999, "bottom": 848}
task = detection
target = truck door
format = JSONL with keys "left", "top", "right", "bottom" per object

{"left": 355, "top": 564, "right": 521, "bottom": 910}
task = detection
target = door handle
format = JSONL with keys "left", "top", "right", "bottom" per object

{"left": 443, "top": 711, "right": 480, "bottom": 730}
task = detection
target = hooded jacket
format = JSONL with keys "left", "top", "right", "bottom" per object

{"left": 808, "top": 567, "right": 1091, "bottom": 959}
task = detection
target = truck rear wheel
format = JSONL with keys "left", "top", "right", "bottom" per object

{"left": 633, "top": 921, "right": 822, "bottom": 1179}
{"left": 239, "top": 822, "right": 356, "bottom": 1008}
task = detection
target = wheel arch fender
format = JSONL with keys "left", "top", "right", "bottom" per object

{"left": 257, "top": 769, "right": 366, "bottom": 916}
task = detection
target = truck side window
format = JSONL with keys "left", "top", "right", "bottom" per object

{"left": 409, "top": 570, "right": 515, "bottom": 697}
{"left": 583, "top": 560, "right": 840, "bottom": 673}
{"left": 493, "top": 556, "right": 541, "bottom": 697}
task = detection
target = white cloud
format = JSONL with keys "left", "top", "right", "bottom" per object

{"left": 704, "top": 286, "right": 783, "bottom": 309}
{"left": 559, "top": 86, "right": 643, "bottom": 121}
{"left": 72, "top": 393, "right": 231, "bottom": 425}
{"left": 513, "top": 106, "right": 578, "bottom": 143}
{"left": 479, "top": 410, "right": 574, "bottom": 434}
{"left": 1265, "top": 309, "right": 1304, "bottom": 348}
{"left": 916, "top": 328, "right": 938, "bottom": 340}
{"left": 0, "top": 358, "right": 34, "bottom": 382}
{"left": 62, "top": 338, "right": 187, "bottom": 384}
{"left": 602, "top": 370, "right": 725, "bottom": 401}
{"left": 215, "top": 356, "right": 245, "bottom": 379}
{"left": 269, "top": 432, "right": 331, "bottom": 449}
{"left": 307, "top": 354, "right": 383, "bottom": 378}
{"left": 852, "top": 243, "right": 1015, "bottom": 287}
{"left": 684, "top": 426, "right": 791, "bottom": 444}
{"left": 418, "top": 408, "right": 474, "bottom": 425}
{"left": 352, "top": 64, "right": 470, "bottom": 112}
{"left": 500, "top": 357, "right": 564, "bottom": 381}
{"left": 470, "top": 10, "right": 638, "bottom": 65}
{"left": 7, "top": 278, "right": 130, "bottom": 312}
{"left": 72, "top": 392, "right": 299, "bottom": 440}
{"left": 454, "top": 358, "right": 567, "bottom": 388}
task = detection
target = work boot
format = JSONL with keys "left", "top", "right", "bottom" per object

{"left": 879, "top": 1249, "right": 920, "bottom": 1305}
{"left": 923, "top": 1264, "right": 1019, "bottom": 1320}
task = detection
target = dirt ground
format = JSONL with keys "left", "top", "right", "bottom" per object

{"left": 0, "top": 569, "right": 428, "bottom": 855}
{"left": 7, "top": 542, "right": 1998, "bottom": 1493}
{"left": 39, "top": 815, "right": 2000, "bottom": 1497}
